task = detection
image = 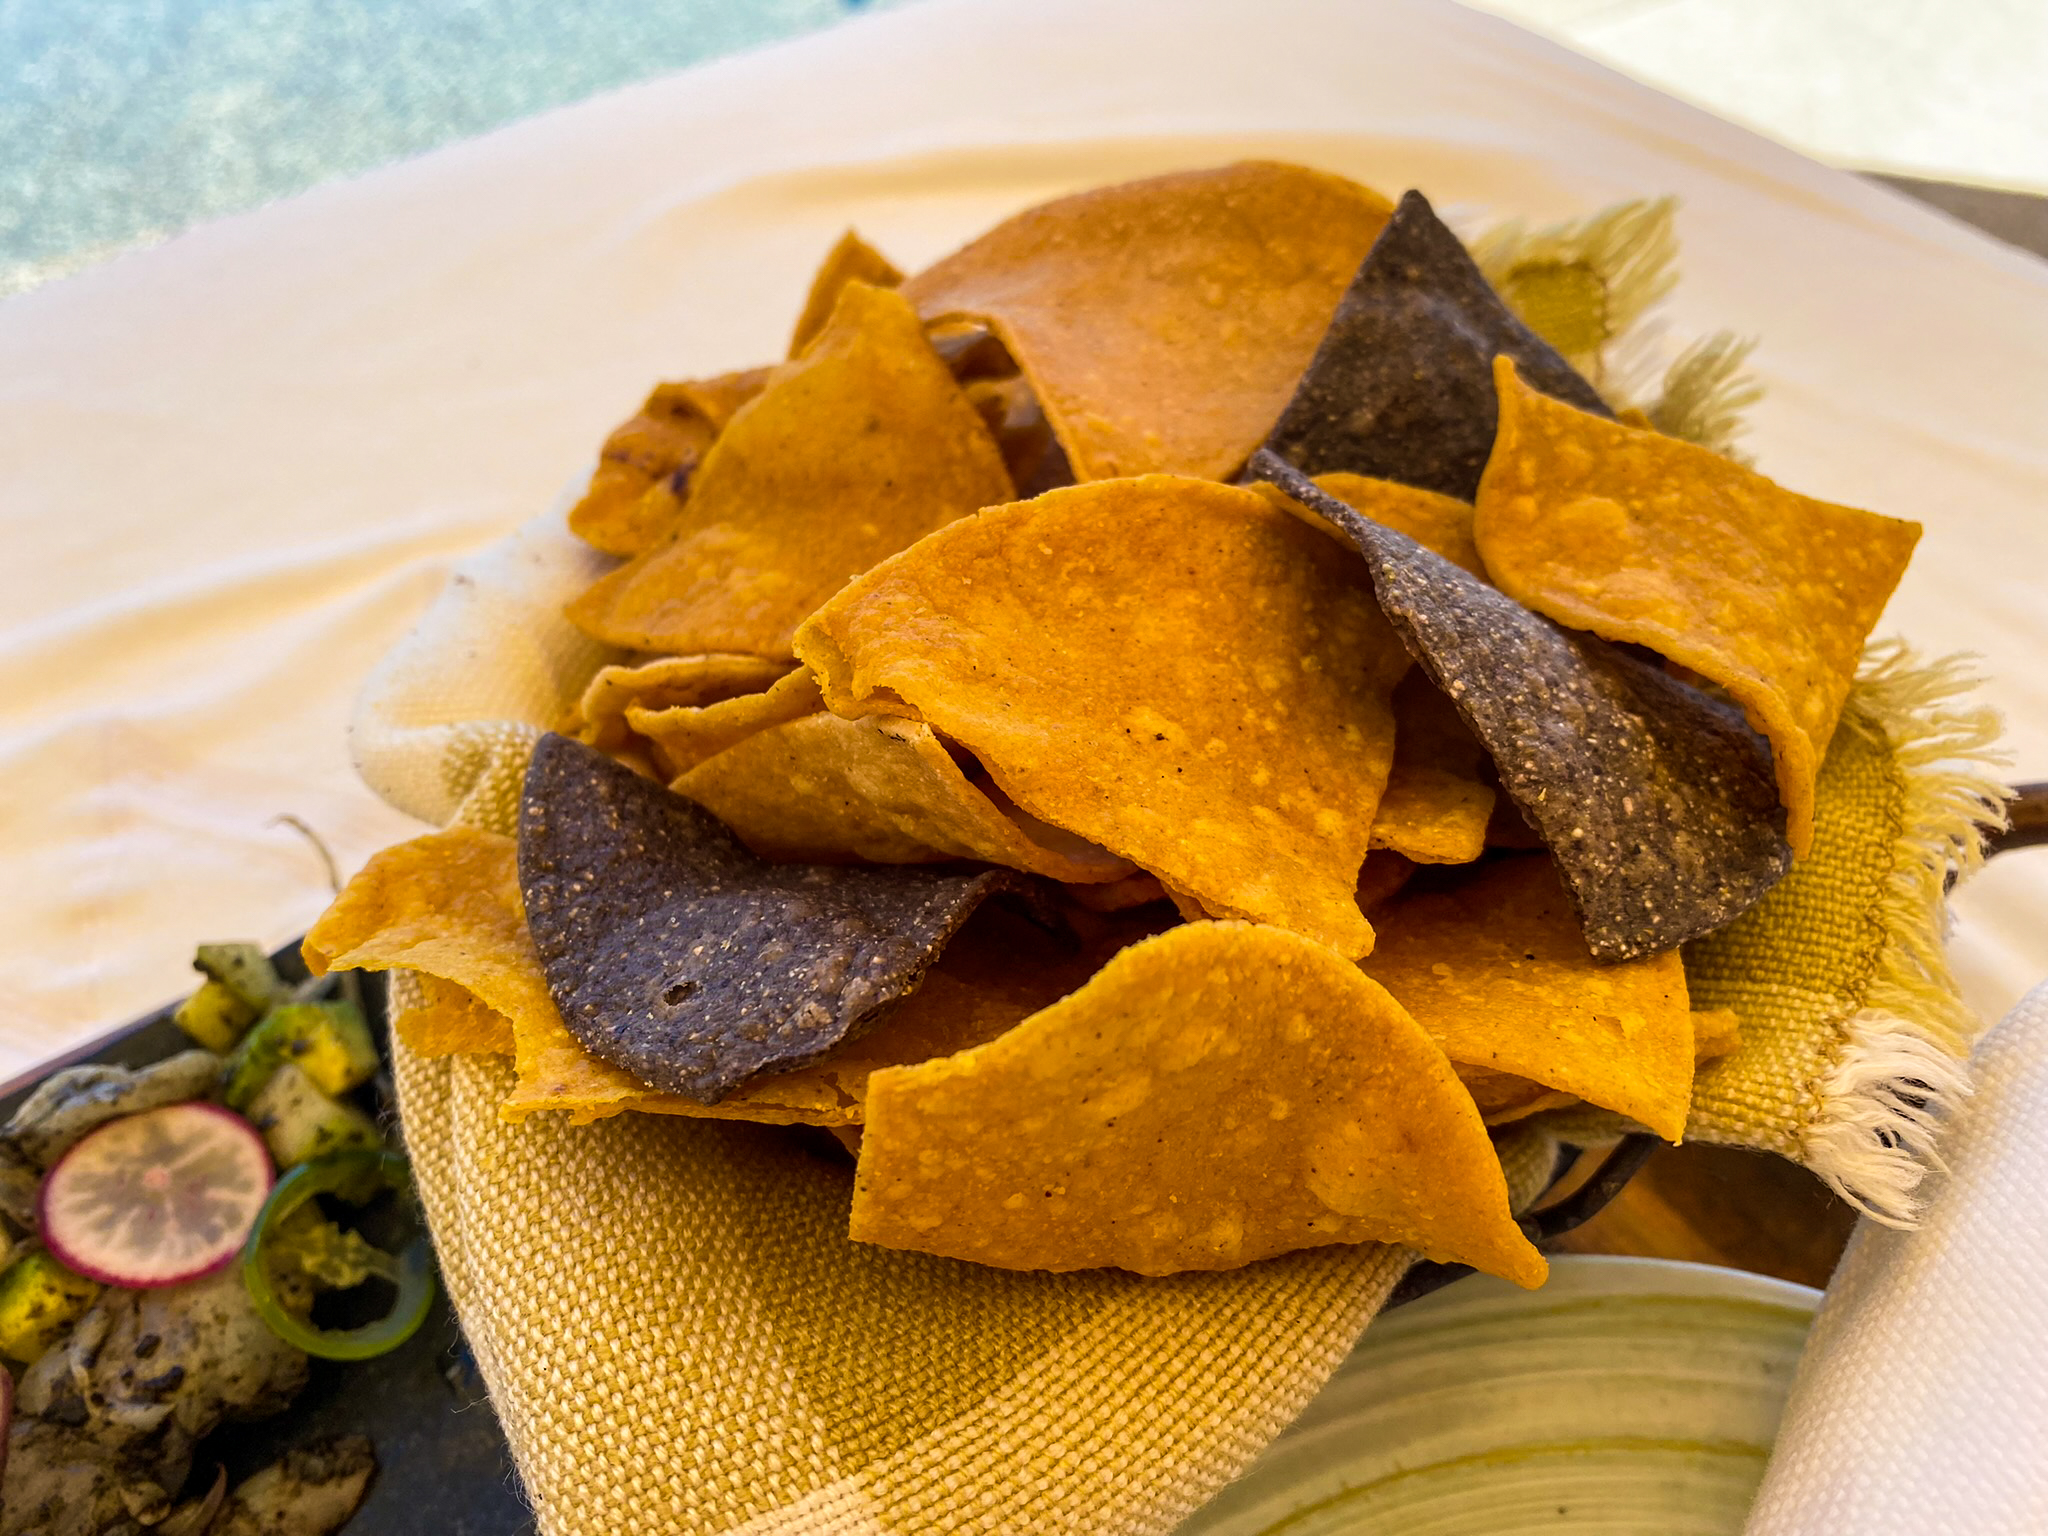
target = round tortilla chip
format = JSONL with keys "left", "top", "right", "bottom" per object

{"left": 902, "top": 161, "right": 1392, "bottom": 481}
{"left": 1476, "top": 357, "right": 1921, "bottom": 859}
{"left": 566, "top": 281, "right": 1013, "bottom": 659}
{"left": 851, "top": 920, "right": 1546, "bottom": 1285}
{"left": 796, "top": 475, "right": 1410, "bottom": 959}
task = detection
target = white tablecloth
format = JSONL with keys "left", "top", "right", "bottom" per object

{"left": 3, "top": 0, "right": 2044, "bottom": 1080}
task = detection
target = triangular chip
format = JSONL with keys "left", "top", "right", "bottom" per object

{"left": 564, "top": 653, "right": 795, "bottom": 755}
{"left": 520, "top": 733, "right": 1032, "bottom": 1102}
{"left": 566, "top": 367, "right": 775, "bottom": 557}
{"left": 852, "top": 920, "right": 1546, "bottom": 1285}
{"left": 1363, "top": 857, "right": 1695, "bottom": 1140}
{"left": 902, "top": 162, "right": 1392, "bottom": 480}
{"left": 1457, "top": 1067, "right": 1578, "bottom": 1127}
{"left": 393, "top": 975, "right": 515, "bottom": 1059}
{"left": 1692, "top": 1007, "right": 1742, "bottom": 1064}
{"left": 566, "top": 281, "right": 1013, "bottom": 659}
{"left": 1476, "top": 358, "right": 1921, "bottom": 857}
{"left": 789, "top": 229, "right": 904, "bottom": 356}
{"left": 797, "top": 476, "right": 1410, "bottom": 958}
{"left": 304, "top": 826, "right": 558, "bottom": 1041}
{"left": 1261, "top": 190, "right": 1612, "bottom": 501}
{"left": 675, "top": 710, "right": 1134, "bottom": 884}
{"left": 1312, "top": 472, "right": 1486, "bottom": 577}
{"left": 627, "top": 666, "right": 824, "bottom": 778}
{"left": 1371, "top": 670, "right": 1496, "bottom": 865}
{"left": 505, "top": 902, "right": 1168, "bottom": 1126}
{"left": 1248, "top": 453, "right": 1791, "bottom": 961}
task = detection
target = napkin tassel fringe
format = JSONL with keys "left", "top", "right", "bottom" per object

{"left": 1801, "top": 642, "right": 2010, "bottom": 1226}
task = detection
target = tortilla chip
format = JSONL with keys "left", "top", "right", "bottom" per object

{"left": 566, "top": 281, "right": 1014, "bottom": 659}
{"left": 901, "top": 162, "right": 1392, "bottom": 481}
{"left": 393, "top": 975, "right": 516, "bottom": 1058}
{"left": 520, "top": 733, "right": 1034, "bottom": 1102}
{"left": 676, "top": 711, "right": 1134, "bottom": 883}
{"left": 627, "top": 666, "right": 824, "bottom": 778}
{"left": 796, "top": 475, "right": 1410, "bottom": 959}
{"left": 566, "top": 367, "right": 776, "bottom": 557}
{"left": 1363, "top": 856, "right": 1695, "bottom": 1141}
{"left": 1371, "top": 671, "right": 1496, "bottom": 865}
{"left": 1313, "top": 472, "right": 1486, "bottom": 578}
{"left": 852, "top": 920, "right": 1546, "bottom": 1285}
{"left": 565, "top": 653, "right": 795, "bottom": 754}
{"left": 1457, "top": 1067, "right": 1578, "bottom": 1126}
{"left": 1261, "top": 190, "right": 1612, "bottom": 501}
{"left": 1692, "top": 1007, "right": 1742, "bottom": 1063}
{"left": 1248, "top": 453, "right": 1791, "bottom": 960}
{"left": 503, "top": 902, "right": 1167, "bottom": 1126}
{"left": 1476, "top": 358, "right": 1921, "bottom": 858}
{"left": 962, "top": 374, "right": 1074, "bottom": 498}
{"left": 790, "top": 229, "right": 904, "bottom": 356}
{"left": 1063, "top": 872, "right": 1168, "bottom": 914}
{"left": 304, "top": 826, "right": 560, "bottom": 1044}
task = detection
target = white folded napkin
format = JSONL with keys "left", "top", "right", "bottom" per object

{"left": 1744, "top": 980, "right": 2048, "bottom": 1533}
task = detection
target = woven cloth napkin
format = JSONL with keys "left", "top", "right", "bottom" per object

{"left": 1743, "top": 981, "right": 2048, "bottom": 1533}
{"left": 350, "top": 472, "right": 2003, "bottom": 1530}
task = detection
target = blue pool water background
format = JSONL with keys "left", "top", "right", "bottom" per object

{"left": 1, "top": 0, "right": 904, "bottom": 297}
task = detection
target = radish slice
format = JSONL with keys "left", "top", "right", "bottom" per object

{"left": 39, "top": 1103, "right": 273, "bottom": 1290}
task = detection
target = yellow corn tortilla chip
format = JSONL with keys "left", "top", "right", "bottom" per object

{"left": 852, "top": 920, "right": 1547, "bottom": 1285}
{"left": 392, "top": 975, "right": 516, "bottom": 1059}
{"left": 901, "top": 162, "right": 1392, "bottom": 481}
{"left": 675, "top": 710, "right": 1134, "bottom": 884}
{"left": 304, "top": 827, "right": 560, "bottom": 1043}
{"left": 1362, "top": 855, "right": 1694, "bottom": 1141}
{"left": 567, "top": 281, "right": 1014, "bottom": 659}
{"left": 564, "top": 653, "right": 795, "bottom": 755}
{"left": 566, "top": 367, "right": 775, "bottom": 557}
{"left": 627, "top": 666, "right": 824, "bottom": 778}
{"left": 1309, "top": 472, "right": 1487, "bottom": 579}
{"left": 1456, "top": 1066, "right": 1578, "bottom": 1126}
{"left": 1371, "top": 671, "right": 1496, "bottom": 865}
{"left": 504, "top": 902, "right": 1160, "bottom": 1126}
{"left": 797, "top": 476, "right": 1409, "bottom": 958}
{"left": 1692, "top": 1006, "right": 1742, "bottom": 1063}
{"left": 1476, "top": 357, "right": 1920, "bottom": 858}
{"left": 790, "top": 229, "right": 904, "bottom": 355}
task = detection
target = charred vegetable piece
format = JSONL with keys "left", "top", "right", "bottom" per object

{"left": 175, "top": 980, "right": 261, "bottom": 1053}
{"left": 2, "top": 1052, "right": 225, "bottom": 1174}
{"left": 244, "top": 1151, "right": 433, "bottom": 1361}
{"left": 223, "top": 1001, "right": 377, "bottom": 1109}
{"left": 39, "top": 1104, "right": 273, "bottom": 1290}
{"left": 210, "top": 1435, "right": 377, "bottom": 1536}
{"left": 0, "top": 1251, "right": 99, "bottom": 1363}
{"left": 246, "top": 1065, "right": 381, "bottom": 1169}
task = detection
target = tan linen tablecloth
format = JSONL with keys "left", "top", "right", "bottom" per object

{"left": 2, "top": 0, "right": 2044, "bottom": 1077}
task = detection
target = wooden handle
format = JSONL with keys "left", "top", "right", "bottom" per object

{"left": 1990, "top": 782, "right": 2048, "bottom": 858}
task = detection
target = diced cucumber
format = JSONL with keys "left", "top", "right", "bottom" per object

{"left": 0, "top": 1250, "right": 100, "bottom": 1363}
{"left": 194, "top": 943, "right": 286, "bottom": 1013}
{"left": 174, "top": 978, "right": 259, "bottom": 1052}
{"left": 174, "top": 943, "right": 284, "bottom": 1052}
{"left": 223, "top": 1000, "right": 379, "bottom": 1109}
{"left": 247, "top": 1064, "right": 381, "bottom": 1168}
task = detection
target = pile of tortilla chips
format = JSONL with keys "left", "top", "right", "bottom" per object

{"left": 309, "top": 162, "right": 1919, "bottom": 1287}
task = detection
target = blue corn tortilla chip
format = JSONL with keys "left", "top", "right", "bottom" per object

{"left": 519, "top": 733, "right": 1034, "bottom": 1103}
{"left": 1261, "top": 189, "right": 1612, "bottom": 500}
{"left": 1247, "top": 453, "right": 1790, "bottom": 960}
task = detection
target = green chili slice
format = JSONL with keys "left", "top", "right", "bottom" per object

{"left": 242, "top": 1149, "right": 434, "bottom": 1360}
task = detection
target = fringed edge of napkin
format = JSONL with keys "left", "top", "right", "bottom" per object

{"left": 1803, "top": 642, "right": 2010, "bottom": 1225}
